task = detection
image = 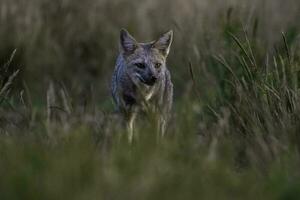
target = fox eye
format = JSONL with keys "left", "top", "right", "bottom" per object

{"left": 135, "top": 63, "right": 145, "bottom": 69}
{"left": 155, "top": 63, "right": 162, "bottom": 69}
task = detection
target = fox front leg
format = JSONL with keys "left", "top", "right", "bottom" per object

{"left": 126, "top": 112, "right": 136, "bottom": 144}
{"left": 156, "top": 116, "right": 167, "bottom": 140}
{"left": 120, "top": 94, "right": 138, "bottom": 144}
{"left": 157, "top": 71, "right": 173, "bottom": 139}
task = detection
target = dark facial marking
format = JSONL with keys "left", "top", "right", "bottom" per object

{"left": 135, "top": 63, "right": 146, "bottom": 69}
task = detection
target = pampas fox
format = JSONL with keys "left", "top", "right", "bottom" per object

{"left": 111, "top": 29, "right": 173, "bottom": 143}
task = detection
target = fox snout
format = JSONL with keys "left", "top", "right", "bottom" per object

{"left": 150, "top": 75, "right": 157, "bottom": 82}
{"left": 146, "top": 74, "right": 157, "bottom": 86}
{"left": 137, "top": 72, "right": 158, "bottom": 86}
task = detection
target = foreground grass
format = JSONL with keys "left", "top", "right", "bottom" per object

{"left": 0, "top": 122, "right": 299, "bottom": 200}
{"left": 1, "top": 35, "right": 300, "bottom": 199}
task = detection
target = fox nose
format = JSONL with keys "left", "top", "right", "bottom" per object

{"left": 150, "top": 75, "right": 157, "bottom": 82}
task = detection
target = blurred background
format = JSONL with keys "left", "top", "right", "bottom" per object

{"left": 0, "top": 0, "right": 300, "bottom": 199}
{"left": 0, "top": 0, "right": 299, "bottom": 106}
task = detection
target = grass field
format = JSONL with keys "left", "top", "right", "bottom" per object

{"left": 0, "top": 0, "right": 300, "bottom": 199}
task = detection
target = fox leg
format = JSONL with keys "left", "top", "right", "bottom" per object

{"left": 126, "top": 112, "right": 136, "bottom": 143}
{"left": 158, "top": 69, "right": 173, "bottom": 139}
{"left": 158, "top": 117, "right": 167, "bottom": 138}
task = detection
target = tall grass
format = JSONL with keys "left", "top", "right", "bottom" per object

{"left": 0, "top": 0, "right": 300, "bottom": 199}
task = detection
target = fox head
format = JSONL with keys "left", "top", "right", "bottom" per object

{"left": 119, "top": 29, "right": 173, "bottom": 86}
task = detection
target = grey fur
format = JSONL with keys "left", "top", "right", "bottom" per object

{"left": 111, "top": 29, "right": 173, "bottom": 143}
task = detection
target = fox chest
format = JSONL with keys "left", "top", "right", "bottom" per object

{"left": 122, "top": 84, "right": 158, "bottom": 107}
{"left": 140, "top": 85, "right": 157, "bottom": 101}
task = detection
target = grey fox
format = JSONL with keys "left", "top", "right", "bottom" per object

{"left": 111, "top": 29, "right": 173, "bottom": 143}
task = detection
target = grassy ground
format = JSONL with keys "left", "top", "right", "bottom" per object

{"left": 0, "top": 0, "right": 300, "bottom": 199}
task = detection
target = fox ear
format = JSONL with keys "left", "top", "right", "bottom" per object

{"left": 120, "top": 29, "right": 138, "bottom": 54}
{"left": 152, "top": 30, "right": 173, "bottom": 56}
